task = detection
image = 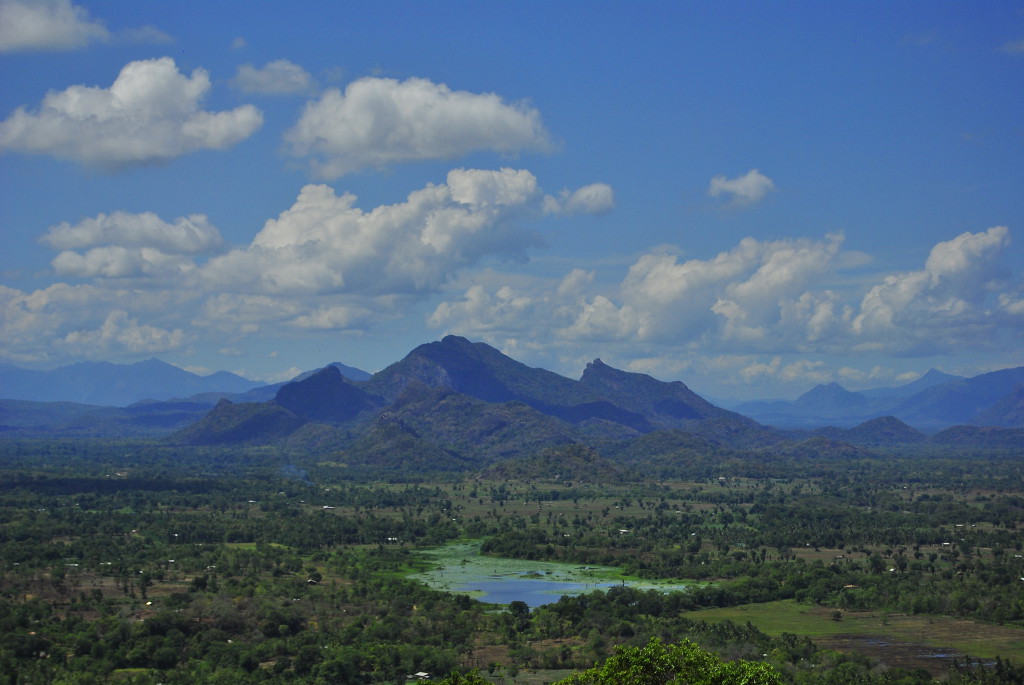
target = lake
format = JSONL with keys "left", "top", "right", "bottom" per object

{"left": 409, "top": 541, "right": 692, "bottom": 607}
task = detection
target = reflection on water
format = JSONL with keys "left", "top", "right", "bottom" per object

{"left": 412, "top": 542, "right": 691, "bottom": 607}
{"left": 452, "top": 577, "right": 621, "bottom": 608}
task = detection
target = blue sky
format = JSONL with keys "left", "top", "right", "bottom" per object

{"left": 1, "top": 0, "right": 1022, "bottom": 401}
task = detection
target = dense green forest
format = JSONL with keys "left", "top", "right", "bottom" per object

{"left": 1, "top": 438, "right": 1023, "bottom": 684}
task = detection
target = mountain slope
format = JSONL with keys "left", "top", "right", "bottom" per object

{"left": 972, "top": 384, "right": 1024, "bottom": 428}
{"left": 383, "top": 383, "right": 579, "bottom": 465}
{"left": 273, "top": 365, "right": 383, "bottom": 424}
{"left": 736, "top": 367, "right": 1024, "bottom": 430}
{"left": 172, "top": 399, "right": 309, "bottom": 445}
{"left": 793, "top": 382, "right": 870, "bottom": 414}
{"left": 861, "top": 368, "right": 964, "bottom": 399}
{"left": 175, "top": 336, "right": 775, "bottom": 458}
{"left": 578, "top": 359, "right": 766, "bottom": 443}
{"left": 367, "top": 336, "right": 653, "bottom": 430}
{"left": 368, "top": 335, "right": 596, "bottom": 403}
{"left": 813, "top": 416, "right": 926, "bottom": 446}
{"left": 893, "top": 366, "right": 1024, "bottom": 428}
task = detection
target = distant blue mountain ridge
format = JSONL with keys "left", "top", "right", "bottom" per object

{"left": 1, "top": 347, "right": 1021, "bottom": 434}
{"left": 0, "top": 358, "right": 369, "bottom": 407}
{"left": 735, "top": 367, "right": 1024, "bottom": 429}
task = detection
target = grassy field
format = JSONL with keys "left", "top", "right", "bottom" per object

{"left": 685, "top": 599, "right": 1024, "bottom": 663}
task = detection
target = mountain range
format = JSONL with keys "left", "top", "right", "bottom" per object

{"left": 0, "top": 358, "right": 262, "bottom": 406}
{"left": 170, "top": 337, "right": 1023, "bottom": 469}
{"left": 0, "top": 359, "right": 370, "bottom": 438}
{"left": 735, "top": 367, "right": 1024, "bottom": 429}
{"left": 2, "top": 338, "right": 1022, "bottom": 463}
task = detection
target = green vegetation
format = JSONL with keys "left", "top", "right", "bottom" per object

{"left": 1, "top": 437, "right": 1023, "bottom": 683}
{"left": 436, "top": 638, "right": 780, "bottom": 685}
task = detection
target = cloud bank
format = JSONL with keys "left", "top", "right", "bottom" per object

{"left": 431, "top": 226, "right": 1022, "bottom": 386}
{"left": 1, "top": 169, "right": 614, "bottom": 363}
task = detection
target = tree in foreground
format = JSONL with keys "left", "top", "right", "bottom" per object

{"left": 439, "top": 637, "right": 781, "bottom": 685}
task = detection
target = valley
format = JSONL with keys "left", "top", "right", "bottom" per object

{"left": 1, "top": 435, "right": 1022, "bottom": 683}
{"left": 1, "top": 337, "right": 1023, "bottom": 683}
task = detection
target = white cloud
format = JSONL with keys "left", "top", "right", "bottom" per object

{"left": 0, "top": 0, "right": 108, "bottom": 52}
{"left": 0, "top": 57, "right": 263, "bottom": 169}
{"left": 41, "top": 211, "right": 223, "bottom": 254}
{"left": 117, "top": 25, "right": 173, "bottom": 45}
{"left": 851, "top": 226, "right": 1011, "bottom": 350}
{"left": 543, "top": 183, "right": 615, "bottom": 215}
{"left": 0, "top": 282, "right": 194, "bottom": 363}
{"left": 231, "top": 59, "right": 315, "bottom": 95}
{"left": 50, "top": 246, "right": 197, "bottom": 279}
{"left": 433, "top": 235, "right": 849, "bottom": 352}
{"left": 289, "top": 304, "right": 373, "bottom": 330}
{"left": 2, "top": 167, "right": 613, "bottom": 364}
{"left": 39, "top": 211, "right": 223, "bottom": 281}
{"left": 197, "top": 294, "right": 301, "bottom": 335}
{"left": 708, "top": 169, "right": 776, "bottom": 206}
{"left": 285, "top": 76, "right": 552, "bottom": 178}
{"left": 62, "top": 309, "right": 185, "bottom": 356}
{"left": 201, "top": 168, "right": 545, "bottom": 296}
{"left": 610, "top": 234, "right": 845, "bottom": 344}
{"left": 431, "top": 227, "right": 1022, "bottom": 377}
{"left": 739, "top": 356, "right": 781, "bottom": 382}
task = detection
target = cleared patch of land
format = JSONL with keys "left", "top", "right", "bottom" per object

{"left": 685, "top": 599, "right": 1024, "bottom": 674}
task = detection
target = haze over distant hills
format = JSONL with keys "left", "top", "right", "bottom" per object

{"left": 0, "top": 359, "right": 262, "bottom": 406}
{"left": 170, "top": 337, "right": 1022, "bottom": 468}
{"left": 0, "top": 359, "right": 371, "bottom": 438}
{"left": 0, "top": 359, "right": 371, "bottom": 407}
{"left": 1, "top": 338, "right": 1022, "bottom": 453}
{"left": 735, "top": 366, "right": 1024, "bottom": 429}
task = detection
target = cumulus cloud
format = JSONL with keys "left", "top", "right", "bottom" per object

{"left": 431, "top": 227, "right": 1021, "bottom": 379}
{"left": 542, "top": 183, "right": 615, "bottom": 215}
{"left": 231, "top": 59, "right": 315, "bottom": 95}
{"left": 432, "top": 235, "right": 850, "bottom": 352}
{"left": 0, "top": 57, "right": 263, "bottom": 169}
{"left": 708, "top": 169, "right": 776, "bottom": 206}
{"left": 40, "top": 211, "right": 224, "bottom": 280}
{"left": 201, "top": 168, "right": 546, "bottom": 296}
{"left": 285, "top": 76, "right": 552, "bottom": 178}
{"left": 610, "top": 234, "right": 845, "bottom": 344}
{"left": 851, "top": 226, "right": 1011, "bottom": 351}
{"left": 62, "top": 309, "right": 185, "bottom": 355}
{"left": 41, "top": 211, "right": 223, "bottom": 254}
{"left": 0, "top": 0, "right": 108, "bottom": 52}
{"left": 51, "top": 246, "right": 197, "bottom": 279}
{"left": 0, "top": 283, "right": 193, "bottom": 363}
{"left": 3, "top": 167, "right": 613, "bottom": 363}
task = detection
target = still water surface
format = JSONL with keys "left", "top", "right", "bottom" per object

{"left": 410, "top": 541, "right": 691, "bottom": 608}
